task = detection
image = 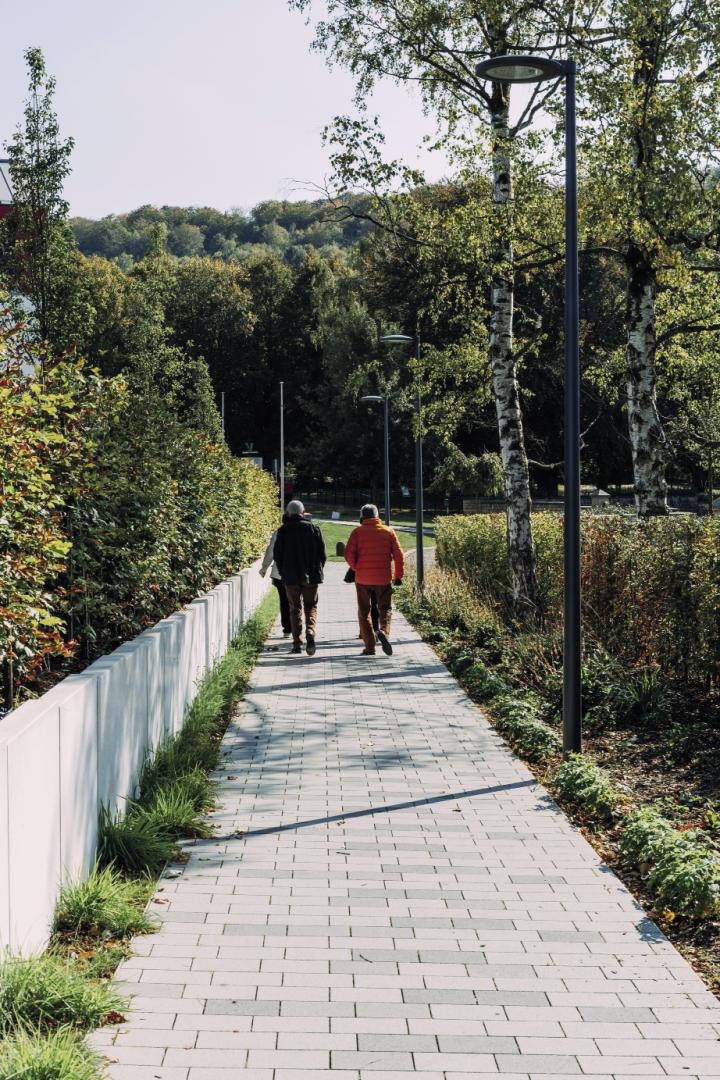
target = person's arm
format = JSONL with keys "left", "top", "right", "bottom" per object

{"left": 315, "top": 525, "right": 327, "bottom": 567}
{"left": 345, "top": 528, "right": 359, "bottom": 571}
{"left": 273, "top": 528, "right": 285, "bottom": 572}
{"left": 260, "top": 530, "right": 277, "bottom": 577}
{"left": 390, "top": 531, "right": 405, "bottom": 582}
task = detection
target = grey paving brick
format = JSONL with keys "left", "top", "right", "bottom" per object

{"left": 92, "top": 565, "right": 720, "bottom": 1075}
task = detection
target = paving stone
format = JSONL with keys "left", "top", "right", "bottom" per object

{"left": 93, "top": 565, "right": 720, "bottom": 1074}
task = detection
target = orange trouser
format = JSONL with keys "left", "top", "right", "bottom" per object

{"left": 355, "top": 583, "right": 392, "bottom": 652}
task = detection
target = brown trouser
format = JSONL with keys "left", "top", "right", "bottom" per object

{"left": 356, "top": 583, "right": 392, "bottom": 652}
{"left": 284, "top": 584, "right": 319, "bottom": 646}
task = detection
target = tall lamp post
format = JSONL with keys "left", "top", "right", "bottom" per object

{"left": 380, "top": 334, "right": 424, "bottom": 588}
{"left": 475, "top": 54, "right": 581, "bottom": 754}
{"left": 279, "top": 381, "right": 285, "bottom": 512}
{"left": 360, "top": 394, "right": 391, "bottom": 525}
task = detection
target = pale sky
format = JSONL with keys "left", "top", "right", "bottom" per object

{"left": 0, "top": 0, "right": 451, "bottom": 218}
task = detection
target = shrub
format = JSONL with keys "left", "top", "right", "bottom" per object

{"left": 0, "top": 954, "right": 122, "bottom": 1035}
{"left": 619, "top": 808, "right": 720, "bottom": 918}
{"left": 492, "top": 694, "right": 562, "bottom": 763}
{"left": 552, "top": 755, "right": 622, "bottom": 821}
{"left": 620, "top": 807, "right": 678, "bottom": 867}
{"left": 435, "top": 512, "right": 720, "bottom": 690}
{"left": 462, "top": 660, "right": 511, "bottom": 702}
{"left": 650, "top": 836, "right": 720, "bottom": 918}
{"left": 53, "top": 865, "right": 153, "bottom": 940}
{"left": 0, "top": 1026, "right": 100, "bottom": 1080}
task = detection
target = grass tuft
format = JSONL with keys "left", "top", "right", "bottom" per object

{"left": 96, "top": 804, "right": 176, "bottom": 876}
{"left": 53, "top": 864, "right": 154, "bottom": 940}
{"left": 0, "top": 954, "right": 122, "bottom": 1036}
{"left": 0, "top": 1025, "right": 101, "bottom": 1080}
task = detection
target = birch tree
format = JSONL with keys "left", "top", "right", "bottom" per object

{"left": 289, "top": 0, "right": 571, "bottom": 616}
{"left": 574, "top": 0, "right": 720, "bottom": 515}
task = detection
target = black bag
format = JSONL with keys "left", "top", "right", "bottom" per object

{"left": 344, "top": 567, "right": 356, "bottom": 583}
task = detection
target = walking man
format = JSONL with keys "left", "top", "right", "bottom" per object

{"left": 344, "top": 504, "right": 404, "bottom": 656}
{"left": 273, "top": 500, "right": 326, "bottom": 655}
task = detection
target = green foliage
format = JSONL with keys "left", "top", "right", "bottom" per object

{"left": 0, "top": 954, "right": 121, "bottom": 1036}
{"left": 430, "top": 446, "right": 504, "bottom": 498}
{"left": 491, "top": 694, "right": 561, "bottom": 764}
{"left": 96, "top": 804, "right": 176, "bottom": 877}
{"left": 53, "top": 865, "right": 153, "bottom": 940}
{"left": 437, "top": 513, "right": 720, "bottom": 689}
{"left": 552, "top": 755, "right": 623, "bottom": 822}
{"left": 142, "top": 781, "right": 215, "bottom": 841}
{"left": 620, "top": 808, "right": 720, "bottom": 918}
{"left": 0, "top": 1026, "right": 101, "bottom": 1080}
{"left": 620, "top": 807, "right": 679, "bottom": 867}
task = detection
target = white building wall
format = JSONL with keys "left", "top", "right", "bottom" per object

{"left": 0, "top": 558, "right": 270, "bottom": 954}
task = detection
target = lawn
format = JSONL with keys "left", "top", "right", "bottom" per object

{"left": 316, "top": 519, "right": 433, "bottom": 561}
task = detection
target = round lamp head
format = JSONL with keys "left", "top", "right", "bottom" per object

{"left": 360, "top": 395, "right": 383, "bottom": 403}
{"left": 380, "top": 334, "right": 413, "bottom": 344}
{"left": 475, "top": 54, "right": 566, "bottom": 83}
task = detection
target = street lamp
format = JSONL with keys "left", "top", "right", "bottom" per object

{"left": 279, "top": 381, "right": 285, "bottom": 511}
{"left": 360, "top": 394, "right": 391, "bottom": 526}
{"left": 380, "top": 334, "right": 425, "bottom": 588}
{"left": 475, "top": 53, "right": 581, "bottom": 755}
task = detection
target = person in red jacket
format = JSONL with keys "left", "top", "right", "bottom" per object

{"left": 344, "top": 504, "right": 404, "bottom": 656}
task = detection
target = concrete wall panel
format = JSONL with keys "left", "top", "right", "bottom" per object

{"left": 0, "top": 697, "right": 62, "bottom": 954}
{"left": 0, "top": 553, "right": 273, "bottom": 954}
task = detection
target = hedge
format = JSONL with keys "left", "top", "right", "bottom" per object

{"left": 436, "top": 513, "right": 720, "bottom": 689}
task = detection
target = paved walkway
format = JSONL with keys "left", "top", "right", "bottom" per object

{"left": 94, "top": 564, "right": 720, "bottom": 1078}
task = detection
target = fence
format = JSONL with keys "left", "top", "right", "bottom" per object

{"left": 0, "top": 559, "right": 270, "bottom": 955}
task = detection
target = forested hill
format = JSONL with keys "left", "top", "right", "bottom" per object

{"left": 71, "top": 196, "right": 375, "bottom": 265}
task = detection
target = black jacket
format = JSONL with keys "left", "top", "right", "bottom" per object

{"left": 273, "top": 516, "right": 327, "bottom": 587}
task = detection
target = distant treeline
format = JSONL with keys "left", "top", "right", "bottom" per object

{"left": 71, "top": 198, "right": 375, "bottom": 265}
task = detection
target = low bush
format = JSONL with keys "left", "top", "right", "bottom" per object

{"left": 619, "top": 807, "right": 720, "bottom": 918}
{"left": 0, "top": 954, "right": 121, "bottom": 1036}
{"left": 649, "top": 838, "right": 720, "bottom": 918}
{"left": 53, "top": 865, "right": 153, "bottom": 940}
{"left": 552, "top": 755, "right": 623, "bottom": 821}
{"left": 491, "top": 694, "right": 561, "bottom": 764}
{"left": 0, "top": 1026, "right": 100, "bottom": 1080}
{"left": 620, "top": 808, "right": 678, "bottom": 867}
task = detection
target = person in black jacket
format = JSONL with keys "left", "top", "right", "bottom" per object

{"left": 273, "top": 501, "right": 327, "bottom": 655}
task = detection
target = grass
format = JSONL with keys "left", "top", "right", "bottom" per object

{"left": 53, "top": 865, "right": 154, "bottom": 941}
{"left": 0, "top": 954, "right": 122, "bottom": 1036}
{"left": 0, "top": 1026, "right": 101, "bottom": 1080}
{"left": 318, "top": 519, "right": 434, "bottom": 561}
{"left": 97, "top": 588, "right": 279, "bottom": 876}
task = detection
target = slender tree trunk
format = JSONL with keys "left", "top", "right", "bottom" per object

{"left": 488, "top": 83, "right": 538, "bottom": 617}
{"left": 625, "top": 246, "right": 668, "bottom": 516}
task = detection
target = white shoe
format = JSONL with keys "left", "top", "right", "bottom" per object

{"left": 283, "top": 632, "right": 290, "bottom": 639}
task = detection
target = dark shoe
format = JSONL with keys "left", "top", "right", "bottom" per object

{"left": 291, "top": 644, "right": 302, "bottom": 654}
{"left": 377, "top": 630, "right": 393, "bottom": 656}
{"left": 361, "top": 648, "right": 376, "bottom": 656}
{"left": 306, "top": 633, "right": 316, "bottom": 656}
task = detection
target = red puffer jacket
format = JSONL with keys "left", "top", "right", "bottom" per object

{"left": 344, "top": 518, "right": 405, "bottom": 586}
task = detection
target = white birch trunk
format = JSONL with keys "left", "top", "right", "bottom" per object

{"left": 488, "top": 86, "right": 538, "bottom": 615}
{"left": 625, "top": 249, "right": 668, "bottom": 516}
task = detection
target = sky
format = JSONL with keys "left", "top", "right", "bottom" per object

{"left": 0, "top": 0, "right": 452, "bottom": 219}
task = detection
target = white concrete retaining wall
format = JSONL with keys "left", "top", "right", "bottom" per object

{"left": 0, "top": 558, "right": 271, "bottom": 955}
